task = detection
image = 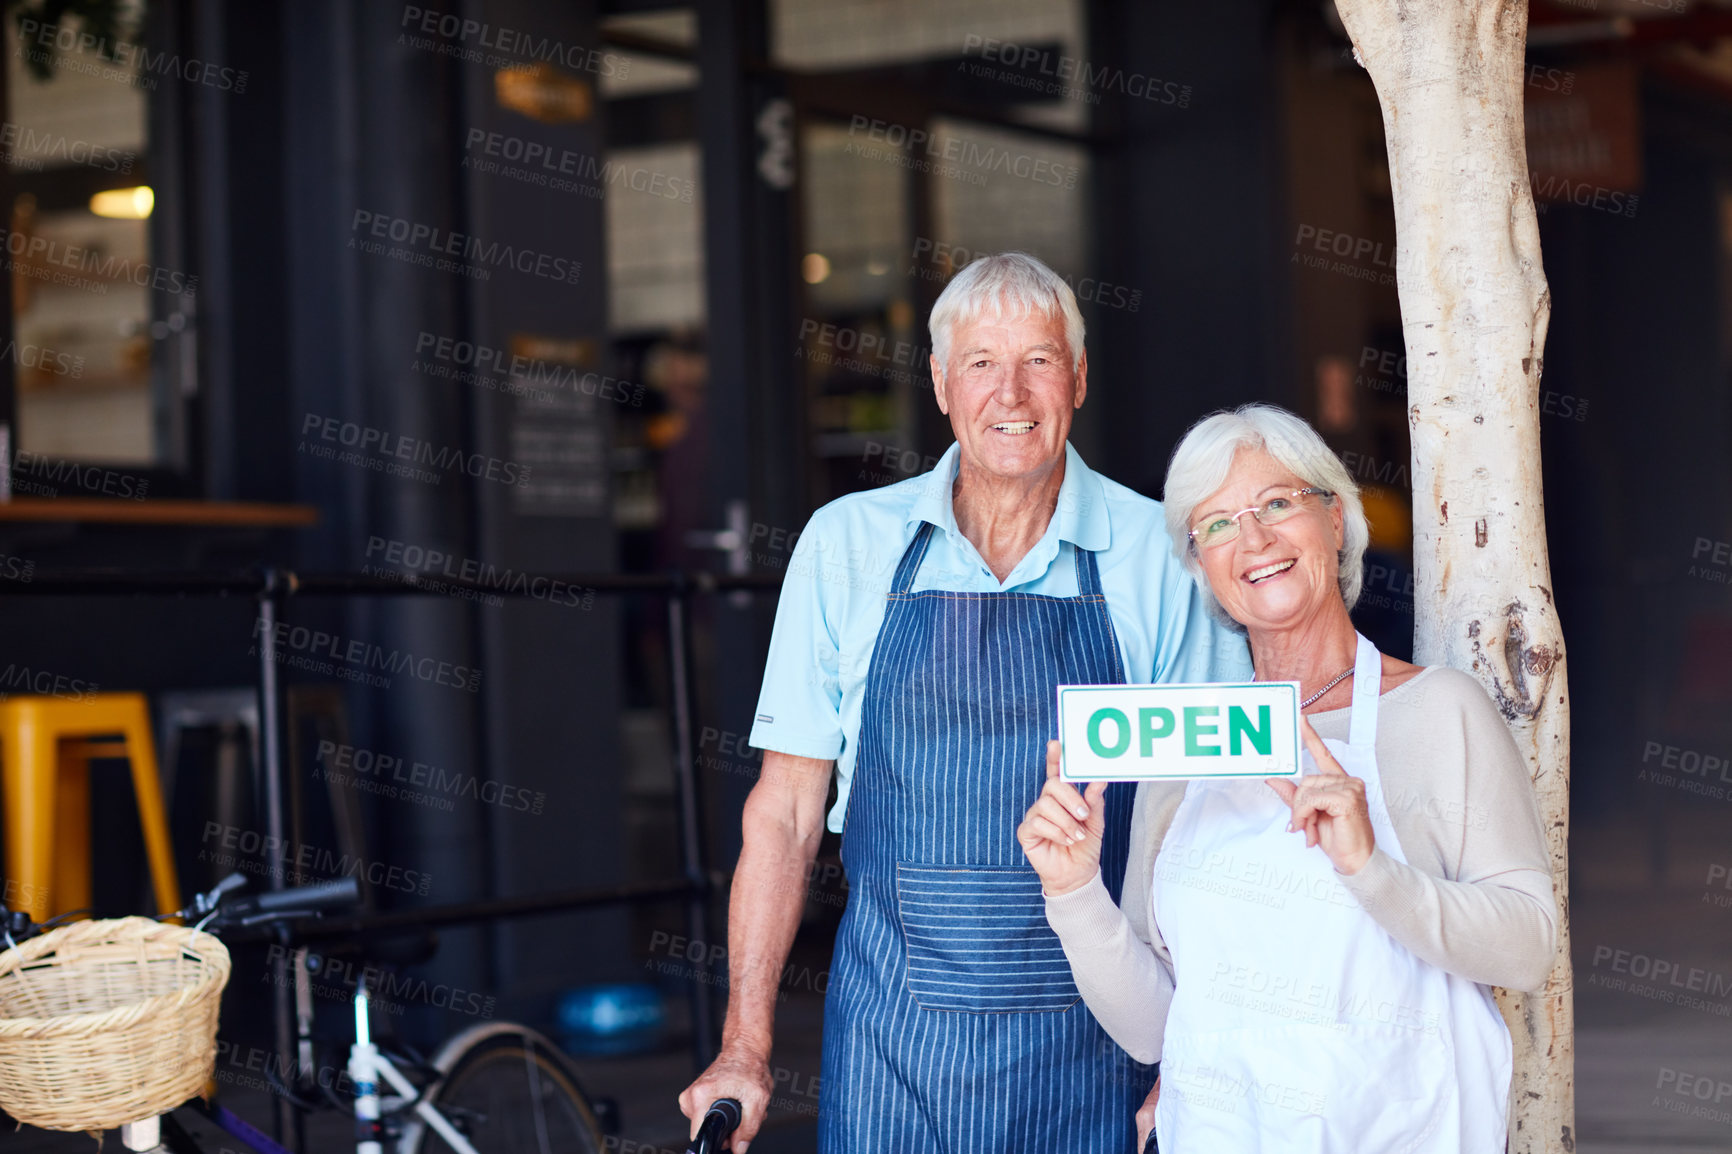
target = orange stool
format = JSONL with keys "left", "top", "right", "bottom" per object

{"left": 0, "top": 693, "right": 180, "bottom": 923}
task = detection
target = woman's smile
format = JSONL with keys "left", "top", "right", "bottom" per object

{"left": 1243, "top": 558, "right": 1296, "bottom": 584}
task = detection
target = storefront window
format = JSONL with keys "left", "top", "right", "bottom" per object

{"left": 5, "top": 6, "right": 190, "bottom": 473}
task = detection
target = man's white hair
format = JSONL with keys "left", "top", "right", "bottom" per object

{"left": 1163, "top": 403, "right": 1370, "bottom": 628}
{"left": 928, "top": 252, "right": 1086, "bottom": 371}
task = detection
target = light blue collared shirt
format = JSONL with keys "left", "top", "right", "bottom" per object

{"left": 749, "top": 442, "right": 1252, "bottom": 831}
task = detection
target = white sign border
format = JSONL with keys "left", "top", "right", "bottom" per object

{"left": 1056, "top": 680, "right": 1303, "bottom": 783}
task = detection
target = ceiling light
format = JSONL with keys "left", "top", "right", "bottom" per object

{"left": 89, "top": 186, "right": 154, "bottom": 219}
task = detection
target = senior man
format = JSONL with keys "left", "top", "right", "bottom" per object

{"left": 679, "top": 252, "right": 1250, "bottom": 1152}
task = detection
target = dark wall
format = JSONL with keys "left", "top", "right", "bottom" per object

{"left": 1088, "top": 0, "right": 1289, "bottom": 499}
{"left": 275, "top": 0, "right": 627, "bottom": 1025}
{"left": 1538, "top": 79, "right": 1732, "bottom": 825}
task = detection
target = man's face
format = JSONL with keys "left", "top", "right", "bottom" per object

{"left": 930, "top": 310, "right": 1085, "bottom": 483}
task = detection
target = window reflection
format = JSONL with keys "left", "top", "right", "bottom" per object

{"left": 7, "top": 11, "right": 174, "bottom": 469}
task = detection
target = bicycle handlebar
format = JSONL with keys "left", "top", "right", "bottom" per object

{"left": 1, "top": 873, "right": 362, "bottom": 946}
{"left": 203, "top": 876, "right": 361, "bottom": 932}
{"left": 243, "top": 878, "right": 361, "bottom": 916}
{"left": 688, "top": 1098, "right": 741, "bottom": 1154}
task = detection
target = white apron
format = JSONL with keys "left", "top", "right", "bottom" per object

{"left": 1150, "top": 633, "right": 1511, "bottom": 1152}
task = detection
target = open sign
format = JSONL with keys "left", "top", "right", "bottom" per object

{"left": 1057, "top": 682, "right": 1302, "bottom": 782}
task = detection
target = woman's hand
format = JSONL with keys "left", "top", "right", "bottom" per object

{"left": 1135, "top": 1075, "right": 1161, "bottom": 1151}
{"left": 1018, "top": 740, "right": 1108, "bottom": 897}
{"left": 1264, "top": 717, "right": 1375, "bottom": 875}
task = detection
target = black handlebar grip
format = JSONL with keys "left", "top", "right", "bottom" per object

{"left": 688, "top": 1098, "right": 742, "bottom": 1154}
{"left": 248, "top": 877, "right": 360, "bottom": 914}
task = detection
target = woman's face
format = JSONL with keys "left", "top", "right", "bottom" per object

{"left": 1191, "top": 448, "right": 1345, "bottom": 635}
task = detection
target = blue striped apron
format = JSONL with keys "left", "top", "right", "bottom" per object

{"left": 819, "top": 521, "right": 1153, "bottom": 1152}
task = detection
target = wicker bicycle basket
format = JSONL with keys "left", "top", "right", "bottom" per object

{"left": 0, "top": 916, "right": 231, "bottom": 1132}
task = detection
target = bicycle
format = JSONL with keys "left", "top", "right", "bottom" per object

{"left": 1, "top": 873, "right": 608, "bottom": 1154}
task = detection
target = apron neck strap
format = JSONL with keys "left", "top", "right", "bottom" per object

{"left": 1347, "top": 632, "right": 1382, "bottom": 750}
{"left": 1074, "top": 545, "right": 1103, "bottom": 597}
{"left": 890, "top": 522, "right": 938, "bottom": 594}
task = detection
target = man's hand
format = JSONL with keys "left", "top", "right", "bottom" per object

{"left": 1136, "top": 1075, "right": 1161, "bottom": 1152}
{"left": 675, "top": 751, "right": 832, "bottom": 1154}
{"left": 679, "top": 1043, "right": 773, "bottom": 1153}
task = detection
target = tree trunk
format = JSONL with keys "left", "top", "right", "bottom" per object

{"left": 1329, "top": 2, "right": 1574, "bottom": 1151}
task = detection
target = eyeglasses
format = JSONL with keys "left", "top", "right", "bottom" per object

{"left": 1188, "top": 488, "right": 1333, "bottom": 550}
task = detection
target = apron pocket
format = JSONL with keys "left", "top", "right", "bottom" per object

{"left": 895, "top": 863, "right": 1081, "bottom": 1013}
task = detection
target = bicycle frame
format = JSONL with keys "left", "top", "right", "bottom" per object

{"left": 119, "top": 1105, "right": 294, "bottom": 1154}
{"left": 118, "top": 977, "right": 481, "bottom": 1154}
{"left": 350, "top": 979, "right": 482, "bottom": 1154}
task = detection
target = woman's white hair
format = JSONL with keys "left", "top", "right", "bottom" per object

{"left": 929, "top": 252, "right": 1086, "bottom": 371}
{"left": 1163, "top": 403, "right": 1370, "bottom": 627}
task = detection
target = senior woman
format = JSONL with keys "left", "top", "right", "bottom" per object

{"left": 1018, "top": 403, "right": 1557, "bottom": 1152}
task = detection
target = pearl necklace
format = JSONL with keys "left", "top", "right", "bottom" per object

{"left": 1299, "top": 665, "right": 1356, "bottom": 708}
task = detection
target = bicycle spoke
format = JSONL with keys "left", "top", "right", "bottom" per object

{"left": 524, "top": 1038, "right": 552, "bottom": 1154}
{"left": 422, "top": 1033, "right": 601, "bottom": 1153}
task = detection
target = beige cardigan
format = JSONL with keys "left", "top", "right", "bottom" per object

{"left": 1043, "top": 665, "right": 1558, "bottom": 1064}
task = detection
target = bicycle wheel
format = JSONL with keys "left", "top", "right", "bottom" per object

{"left": 413, "top": 1026, "right": 604, "bottom": 1154}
